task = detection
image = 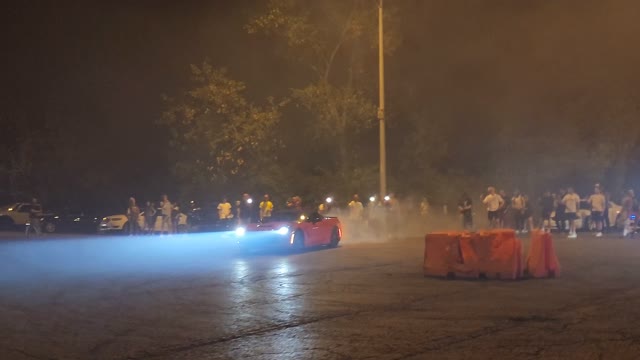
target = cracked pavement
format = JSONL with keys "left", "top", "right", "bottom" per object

{"left": 1, "top": 231, "right": 639, "bottom": 359}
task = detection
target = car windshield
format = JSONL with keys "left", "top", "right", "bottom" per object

{"left": 255, "top": 211, "right": 302, "bottom": 223}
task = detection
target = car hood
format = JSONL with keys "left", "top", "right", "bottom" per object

{"left": 0, "top": 204, "right": 16, "bottom": 214}
{"left": 102, "top": 214, "right": 127, "bottom": 220}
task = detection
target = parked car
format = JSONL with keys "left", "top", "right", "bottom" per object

{"left": 235, "top": 210, "right": 342, "bottom": 251}
{"left": 99, "top": 209, "right": 188, "bottom": 234}
{"left": 0, "top": 203, "right": 52, "bottom": 228}
{"left": 39, "top": 210, "right": 102, "bottom": 234}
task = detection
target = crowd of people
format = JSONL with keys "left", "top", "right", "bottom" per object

{"left": 24, "top": 183, "right": 639, "bottom": 239}
{"left": 124, "top": 194, "right": 187, "bottom": 235}
{"left": 465, "top": 183, "right": 638, "bottom": 238}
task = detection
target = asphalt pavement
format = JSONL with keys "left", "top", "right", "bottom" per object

{"left": 1, "top": 230, "right": 640, "bottom": 360}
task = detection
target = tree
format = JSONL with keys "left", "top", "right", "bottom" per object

{"left": 247, "top": 0, "right": 399, "bottom": 193}
{"left": 160, "top": 63, "right": 285, "bottom": 199}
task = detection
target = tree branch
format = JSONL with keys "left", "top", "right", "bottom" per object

{"left": 323, "top": 0, "right": 357, "bottom": 83}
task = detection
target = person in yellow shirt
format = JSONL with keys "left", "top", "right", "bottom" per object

{"left": 259, "top": 194, "right": 273, "bottom": 221}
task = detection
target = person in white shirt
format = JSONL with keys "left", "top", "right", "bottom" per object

{"left": 482, "top": 187, "right": 504, "bottom": 228}
{"left": 160, "top": 194, "right": 172, "bottom": 234}
{"left": 589, "top": 185, "right": 606, "bottom": 237}
{"left": 562, "top": 187, "right": 580, "bottom": 238}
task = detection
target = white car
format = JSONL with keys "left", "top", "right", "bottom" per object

{"left": 0, "top": 203, "right": 51, "bottom": 227}
{"left": 550, "top": 201, "right": 621, "bottom": 230}
{"left": 99, "top": 211, "right": 188, "bottom": 234}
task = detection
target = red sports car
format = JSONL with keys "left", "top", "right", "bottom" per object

{"left": 235, "top": 210, "right": 342, "bottom": 250}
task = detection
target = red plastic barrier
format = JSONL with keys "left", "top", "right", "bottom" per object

{"left": 424, "top": 230, "right": 523, "bottom": 280}
{"left": 423, "top": 232, "right": 478, "bottom": 278}
{"left": 526, "top": 230, "right": 561, "bottom": 278}
{"left": 475, "top": 229, "right": 523, "bottom": 280}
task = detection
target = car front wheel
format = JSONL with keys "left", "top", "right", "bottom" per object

{"left": 329, "top": 227, "right": 340, "bottom": 248}
{"left": 44, "top": 222, "right": 56, "bottom": 233}
{"left": 292, "top": 230, "right": 305, "bottom": 250}
{"left": 0, "top": 216, "right": 14, "bottom": 230}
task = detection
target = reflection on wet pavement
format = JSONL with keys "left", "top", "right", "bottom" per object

{"left": 2, "top": 233, "right": 640, "bottom": 359}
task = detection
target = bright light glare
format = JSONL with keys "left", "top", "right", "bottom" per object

{"left": 299, "top": 215, "right": 306, "bottom": 221}
{"left": 369, "top": 196, "right": 375, "bottom": 202}
{"left": 8, "top": 207, "right": 14, "bottom": 211}
{"left": 326, "top": 197, "right": 333, "bottom": 203}
{"left": 247, "top": 198, "right": 253, "bottom": 204}
{"left": 235, "top": 227, "right": 246, "bottom": 237}
{"left": 384, "top": 195, "right": 391, "bottom": 201}
{"left": 276, "top": 226, "right": 289, "bottom": 235}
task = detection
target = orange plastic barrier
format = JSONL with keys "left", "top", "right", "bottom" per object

{"left": 423, "top": 232, "right": 478, "bottom": 278}
{"left": 476, "top": 229, "right": 523, "bottom": 280}
{"left": 424, "top": 229, "right": 523, "bottom": 280}
{"left": 526, "top": 230, "right": 561, "bottom": 278}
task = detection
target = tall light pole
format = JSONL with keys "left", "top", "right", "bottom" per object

{"left": 378, "top": 0, "right": 387, "bottom": 202}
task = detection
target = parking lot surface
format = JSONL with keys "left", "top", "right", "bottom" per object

{"left": 1, "top": 230, "right": 639, "bottom": 359}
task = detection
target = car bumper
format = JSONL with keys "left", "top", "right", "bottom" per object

{"left": 98, "top": 224, "right": 124, "bottom": 232}
{"left": 237, "top": 232, "right": 293, "bottom": 249}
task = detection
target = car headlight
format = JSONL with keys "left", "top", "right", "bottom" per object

{"left": 276, "top": 226, "right": 289, "bottom": 235}
{"left": 235, "top": 227, "right": 246, "bottom": 237}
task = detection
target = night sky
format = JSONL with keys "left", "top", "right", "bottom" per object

{"left": 3, "top": 0, "right": 640, "bottom": 209}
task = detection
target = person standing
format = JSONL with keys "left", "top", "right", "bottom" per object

{"left": 419, "top": 197, "right": 430, "bottom": 218}
{"left": 127, "top": 197, "right": 141, "bottom": 236}
{"left": 589, "top": 185, "right": 606, "bottom": 237}
{"left": 498, "top": 189, "right": 510, "bottom": 228}
{"left": 348, "top": 194, "right": 364, "bottom": 222}
{"left": 621, "top": 189, "right": 636, "bottom": 236}
{"left": 172, "top": 203, "right": 181, "bottom": 234}
{"left": 348, "top": 194, "right": 364, "bottom": 237}
{"left": 482, "top": 187, "right": 504, "bottom": 228}
{"left": 26, "top": 197, "right": 43, "bottom": 237}
{"left": 540, "top": 191, "right": 555, "bottom": 231}
{"left": 603, "top": 190, "right": 612, "bottom": 231}
{"left": 259, "top": 194, "right": 273, "bottom": 221}
{"left": 144, "top": 201, "right": 156, "bottom": 234}
{"left": 523, "top": 193, "right": 535, "bottom": 233}
{"left": 562, "top": 187, "right": 580, "bottom": 238}
{"left": 239, "top": 193, "right": 254, "bottom": 224}
{"left": 458, "top": 192, "right": 473, "bottom": 230}
{"left": 217, "top": 197, "right": 232, "bottom": 220}
{"left": 555, "top": 189, "right": 567, "bottom": 232}
{"left": 160, "top": 194, "right": 172, "bottom": 234}
{"left": 511, "top": 190, "right": 526, "bottom": 233}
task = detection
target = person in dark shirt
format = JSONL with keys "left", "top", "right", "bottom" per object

{"left": 540, "top": 191, "right": 555, "bottom": 231}
{"left": 239, "top": 193, "right": 254, "bottom": 224}
{"left": 26, "top": 198, "right": 43, "bottom": 237}
{"left": 458, "top": 192, "right": 473, "bottom": 230}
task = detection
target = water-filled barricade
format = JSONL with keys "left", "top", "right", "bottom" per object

{"left": 525, "top": 230, "right": 561, "bottom": 278}
{"left": 422, "top": 232, "right": 479, "bottom": 278}
{"left": 424, "top": 229, "right": 523, "bottom": 280}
